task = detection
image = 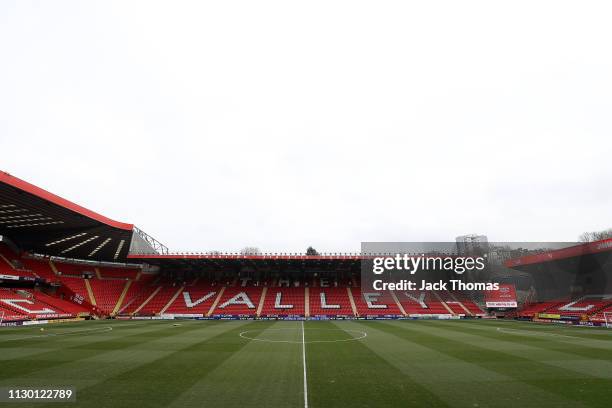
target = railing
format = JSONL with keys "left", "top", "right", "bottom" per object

{"left": 131, "top": 227, "right": 169, "bottom": 255}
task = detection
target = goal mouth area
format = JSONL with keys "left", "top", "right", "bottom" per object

{"left": 604, "top": 312, "right": 612, "bottom": 329}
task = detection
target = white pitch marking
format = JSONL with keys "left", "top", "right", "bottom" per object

{"left": 238, "top": 328, "right": 368, "bottom": 343}
{"left": 496, "top": 327, "right": 585, "bottom": 340}
{"left": 0, "top": 326, "right": 113, "bottom": 342}
{"left": 302, "top": 320, "right": 308, "bottom": 408}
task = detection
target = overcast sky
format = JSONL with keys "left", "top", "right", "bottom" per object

{"left": 1, "top": 1, "right": 611, "bottom": 253}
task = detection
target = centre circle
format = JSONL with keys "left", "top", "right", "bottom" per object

{"left": 239, "top": 328, "right": 367, "bottom": 343}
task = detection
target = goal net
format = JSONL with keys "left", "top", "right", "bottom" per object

{"left": 604, "top": 312, "right": 612, "bottom": 329}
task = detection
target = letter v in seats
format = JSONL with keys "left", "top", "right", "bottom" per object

{"left": 183, "top": 291, "right": 216, "bottom": 308}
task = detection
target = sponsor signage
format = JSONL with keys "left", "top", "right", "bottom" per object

{"left": 0, "top": 321, "right": 22, "bottom": 327}
{"left": 538, "top": 313, "right": 561, "bottom": 319}
{"left": 0, "top": 274, "right": 36, "bottom": 282}
{"left": 22, "top": 320, "right": 49, "bottom": 326}
{"left": 485, "top": 284, "right": 518, "bottom": 308}
{"left": 47, "top": 318, "right": 85, "bottom": 324}
{"left": 35, "top": 313, "right": 73, "bottom": 319}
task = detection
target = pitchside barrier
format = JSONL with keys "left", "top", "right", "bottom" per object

{"left": 116, "top": 314, "right": 468, "bottom": 321}
{"left": 0, "top": 317, "right": 86, "bottom": 328}
{"left": 0, "top": 321, "right": 22, "bottom": 327}
{"left": 532, "top": 317, "right": 607, "bottom": 327}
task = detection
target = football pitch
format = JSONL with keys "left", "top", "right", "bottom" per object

{"left": 1, "top": 319, "right": 611, "bottom": 408}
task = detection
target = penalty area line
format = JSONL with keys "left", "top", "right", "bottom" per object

{"left": 496, "top": 327, "right": 584, "bottom": 340}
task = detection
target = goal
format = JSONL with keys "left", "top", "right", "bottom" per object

{"left": 604, "top": 312, "right": 612, "bottom": 329}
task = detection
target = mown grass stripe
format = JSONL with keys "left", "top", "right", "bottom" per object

{"left": 424, "top": 320, "right": 612, "bottom": 362}
{"left": 68, "top": 321, "right": 276, "bottom": 408}
{"left": 306, "top": 321, "right": 446, "bottom": 408}
{"left": 460, "top": 320, "right": 612, "bottom": 342}
{"left": 2, "top": 319, "right": 611, "bottom": 408}
{"left": 381, "top": 321, "right": 610, "bottom": 407}
{"left": 0, "top": 320, "right": 223, "bottom": 381}
{"left": 352, "top": 321, "right": 580, "bottom": 408}
{"left": 167, "top": 321, "right": 305, "bottom": 408}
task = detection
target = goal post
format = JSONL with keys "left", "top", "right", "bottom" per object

{"left": 604, "top": 312, "right": 612, "bottom": 329}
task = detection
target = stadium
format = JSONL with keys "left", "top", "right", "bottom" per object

{"left": 1, "top": 170, "right": 611, "bottom": 408}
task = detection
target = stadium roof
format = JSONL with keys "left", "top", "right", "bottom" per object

{"left": 505, "top": 239, "right": 612, "bottom": 270}
{"left": 4, "top": 170, "right": 610, "bottom": 271}
{"left": 0, "top": 171, "right": 165, "bottom": 262}
{"left": 127, "top": 253, "right": 362, "bottom": 272}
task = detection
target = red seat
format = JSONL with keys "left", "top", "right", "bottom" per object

{"left": 351, "top": 287, "right": 402, "bottom": 316}
{"left": 260, "top": 287, "right": 305, "bottom": 317}
{"left": 213, "top": 287, "right": 263, "bottom": 317}
{"left": 309, "top": 287, "right": 353, "bottom": 317}
{"left": 165, "top": 281, "right": 219, "bottom": 315}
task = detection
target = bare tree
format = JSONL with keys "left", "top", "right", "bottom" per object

{"left": 579, "top": 228, "right": 612, "bottom": 242}
{"left": 306, "top": 246, "right": 319, "bottom": 256}
{"left": 240, "top": 246, "right": 262, "bottom": 255}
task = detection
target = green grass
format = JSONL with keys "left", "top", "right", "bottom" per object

{"left": 1, "top": 319, "right": 611, "bottom": 407}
